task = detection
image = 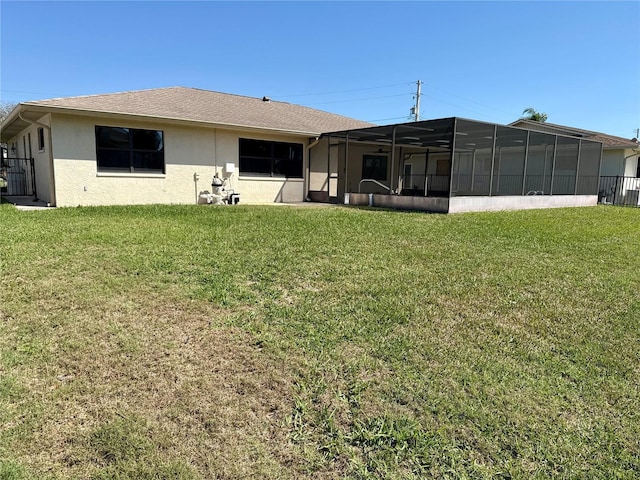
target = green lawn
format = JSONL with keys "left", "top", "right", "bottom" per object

{"left": 0, "top": 203, "right": 638, "bottom": 479}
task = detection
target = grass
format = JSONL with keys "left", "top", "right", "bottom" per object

{"left": 0, "top": 203, "right": 638, "bottom": 479}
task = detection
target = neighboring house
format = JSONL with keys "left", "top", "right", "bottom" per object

{"left": 509, "top": 119, "right": 639, "bottom": 177}
{"left": 0, "top": 87, "right": 372, "bottom": 207}
{"left": 509, "top": 119, "right": 640, "bottom": 205}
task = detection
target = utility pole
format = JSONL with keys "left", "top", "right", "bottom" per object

{"left": 412, "top": 80, "right": 423, "bottom": 122}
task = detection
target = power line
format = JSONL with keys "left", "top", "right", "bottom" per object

{"left": 301, "top": 92, "right": 413, "bottom": 106}
{"left": 365, "top": 116, "right": 411, "bottom": 124}
{"left": 273, "top": 81, "right": 412, "bottom": 99}
{"left": 421, "top": 83, "right": 522, "bottom": 119}
{"left": 421, "top": 94, "right": 495, "bottom": 118}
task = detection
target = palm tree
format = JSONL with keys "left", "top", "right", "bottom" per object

{"left": 521, "top": 107, "right": 548, "bottom": 123}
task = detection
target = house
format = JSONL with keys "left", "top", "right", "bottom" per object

{"left": 0, "top": 87, "right": 372, "bottom": 206}
{"left": 510, "top": 119, "right": 640, "bottom": 205}
{"left": 309, "top": 117, "right": 604, "bottom": 213}
{"left": 0, "top": 87, "right": 612, "bottom": 212}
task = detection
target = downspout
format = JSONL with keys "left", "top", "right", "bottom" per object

{"left": 19, "top": 110, "right": 55, "bottom": 206}
{"left": 307, "top": 136, "right": 321, "bottom": 150}
{"left": 213, "top": 128, "right": 218, "bottom": 177}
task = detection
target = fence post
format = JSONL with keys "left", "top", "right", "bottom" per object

{"left": 616, "top": 175, "right": 622, "bottom": 205}
{"left": 30, "top": 158, "right": 38, "bottom": 200}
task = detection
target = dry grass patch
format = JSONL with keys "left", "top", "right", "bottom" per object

{"left": 2, "top": 293, "right": 299, "bottom": 479}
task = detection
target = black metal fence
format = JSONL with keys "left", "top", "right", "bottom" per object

{"left": 0, "top": 158, "right": 37, "bottom": 198}
{"left": 598, "top": 176, "right": 640, "bottom": 207}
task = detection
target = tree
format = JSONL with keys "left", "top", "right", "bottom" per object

{"left": 521, "top": 107, "right": 548, "bottom": 123}
{"left": 0, "top": 102, "right": 17, "bottom": 124}
{"left": 1, "top": 102, "right": 18, "bottom": 154}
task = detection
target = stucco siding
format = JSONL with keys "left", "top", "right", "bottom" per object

{"left": 237, "top": 177, "right": 304, "bottom": 202}
{"left": 4, "top": 115, "right": 54, "bottom": 203}
{"left": 309, "top": 138, "right": 329, "bottom": 193}
{"left": 216, "top": 129, "right": 308, "bottom": 203}
{"left": 51, "top": 114, "right": 216, "bottom": 206}
{"left": 49, "top": 114, "right": 309, "bottom": 206}
{"left": 33, "top": 114, "right": 54, "bottom": 204}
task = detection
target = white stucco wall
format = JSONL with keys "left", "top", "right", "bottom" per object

{"left": 214, "top": 129, "right": 306, "bottom": 203}
{"left": 4, "top": 114, "right": 54, "bottom": 203}
{"left": 48, "top": 114, "right": 309, "bottom": 207}
{"left": 309, "top": 137, "right": 329, "bottom": 193}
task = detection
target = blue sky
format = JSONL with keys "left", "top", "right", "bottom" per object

{"left": 1, "top": 1, "right": 638, "bottom": 138}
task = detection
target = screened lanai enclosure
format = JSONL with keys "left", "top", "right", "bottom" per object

{"left": 308, "top": 118, "right": 603, "bottom": 213}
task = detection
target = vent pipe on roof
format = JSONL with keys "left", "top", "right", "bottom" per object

{"left": 262, "top": 96, "right": 271, "bottom": 103}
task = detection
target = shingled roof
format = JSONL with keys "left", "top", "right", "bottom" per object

{"left": 18, "top": 86, "right": 374, "bottom": 135}
{"left": 509, "top": 119, "right": 639, "bottom": 149}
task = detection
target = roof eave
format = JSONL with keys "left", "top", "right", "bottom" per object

{"left": 0, "top": 104, "right": 26, "bottom": 142}
{"left": 18, "top": 103, "right": 327, "bottom": 137}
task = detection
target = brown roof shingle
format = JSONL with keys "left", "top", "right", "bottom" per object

{"left": 23, "top": 86, "right": 374, "bottom": 135}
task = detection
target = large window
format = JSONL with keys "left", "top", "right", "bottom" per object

{"left": 362, "top": 155, "right": 387, "bottom": 181}
{"left": 239, "top": 138, "right": 303, "bottom": 178}
{"left": 95, "top": 126, "right": 164, "bottom": 173}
